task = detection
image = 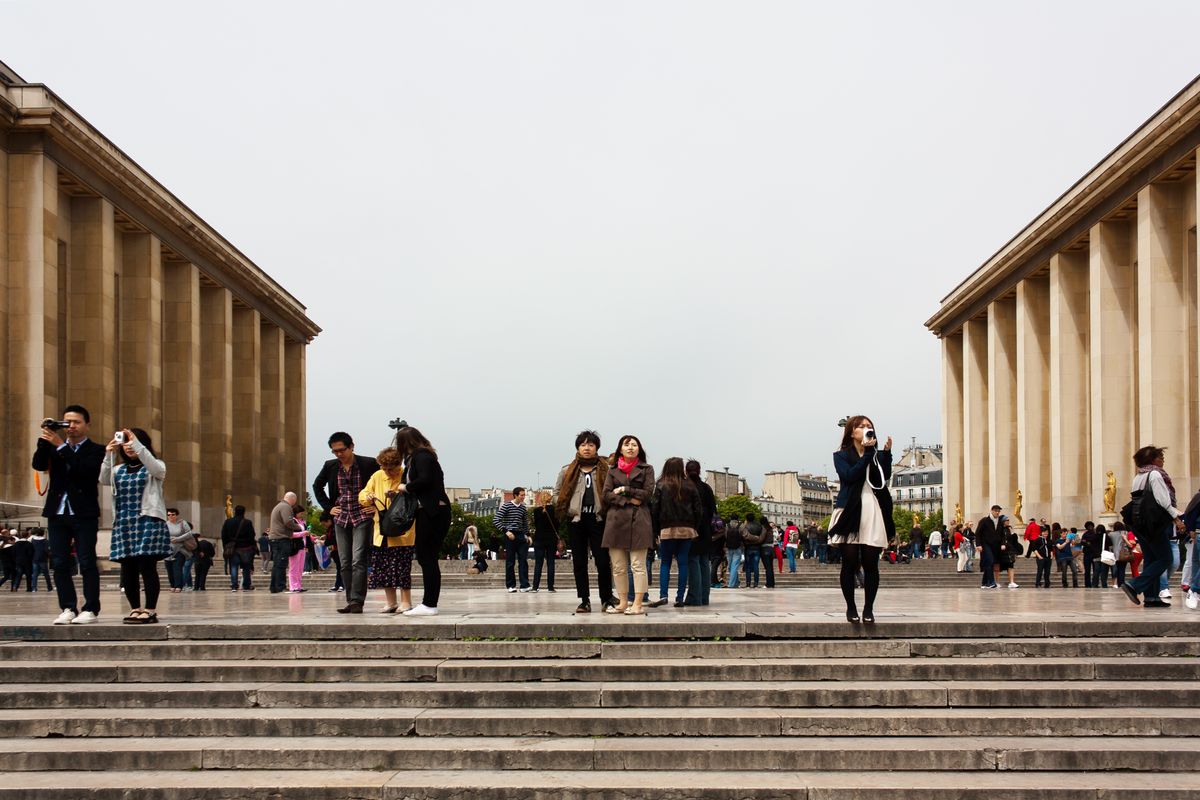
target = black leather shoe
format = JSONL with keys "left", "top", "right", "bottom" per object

{"left": 1119, "top": 583, "right": 1141, "bottom": 606}
{"left": 575, "top": 602, "right": 591, "bottom": 614}
{"left": 846, "top": 608, "right": 860, "bottom": 624}
{"left": 862, "top": 610, "right": 875, "bottom": 624}
{"left": 337, "top": 603, "right": 363, "bottom": 614}
{"left": 1143, "top": 598, "right": 1171, "bottom": 608}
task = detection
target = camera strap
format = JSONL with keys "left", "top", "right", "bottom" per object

{"left": 866, "top": 451, "right": 886, "bottom": 492}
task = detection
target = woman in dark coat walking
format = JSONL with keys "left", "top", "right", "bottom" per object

{"left": 601, "top": 435, "right": 655, "bottom": 616}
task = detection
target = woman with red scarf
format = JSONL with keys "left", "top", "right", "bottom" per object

{"left": 601, "top": 435, "right": 655, "bottom": 616}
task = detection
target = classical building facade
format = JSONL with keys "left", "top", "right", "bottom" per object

{"left": 0, "top": 61, "right": 320, "bottom": 537}
{"left": 928, "top": 74, "right": 1200, "bottom": 526}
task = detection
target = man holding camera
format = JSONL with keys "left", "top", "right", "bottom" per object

{"left": 31, "top": 405, "right": 105, "bottom": 624}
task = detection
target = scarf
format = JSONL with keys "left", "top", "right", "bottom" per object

{"left": 555, "top": 456, "right": 608, "bottom": 520}
{"left": 1138, "top": 464, "right": 1177, "bottom": 506}
{"left": 617, "top": 456, "right": 638, "bottom": 475}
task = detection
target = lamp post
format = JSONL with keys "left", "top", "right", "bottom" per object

{"left": 723, "top": 466, "right": 730, "bottom": 499}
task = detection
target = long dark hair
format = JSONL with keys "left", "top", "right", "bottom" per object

{"left": 659, "top": 457, "right": 685, "bottom": 500}
{"left": 610, "top": 434, "right": 646, "bottom": 465}
{"left": 393, "top": 426, "right": 435, "bottom": 460}
{"left": 120, "top": 428, "right": 156, "bottom": 468}
{"left": 839, "top": 415, "right": 873, "bottom": 451}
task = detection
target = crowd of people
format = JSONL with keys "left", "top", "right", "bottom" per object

{"left": 17, "top": 403, "right": 1200, "bottom": 624}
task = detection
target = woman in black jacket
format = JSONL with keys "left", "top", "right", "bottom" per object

{"left": 531, "top": 492, "right": 560, "bottom": 592}
{"left": 828, "top": 415, "right": 894, "bottom": 623}
{"left": 649, "top": 457, "right": 703, "bottom": 608}
{"left": 394, "top": 426, "right": 450, "bottom": 617}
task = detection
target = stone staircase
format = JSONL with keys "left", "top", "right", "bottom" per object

{"left": 0, "top": 608, "right": 1198, "bottom": 798}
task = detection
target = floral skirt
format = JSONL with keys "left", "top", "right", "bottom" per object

{"left": 368, "top": 545, "right": 414, "bottom": 590}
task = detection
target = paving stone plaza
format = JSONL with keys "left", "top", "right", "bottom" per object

{"left": 1, "top": 561, "right": 1199, "bottom": 798}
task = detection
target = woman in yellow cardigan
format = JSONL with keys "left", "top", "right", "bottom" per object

{"left": 358, "top": 447, "right": 416, "bottom": 613}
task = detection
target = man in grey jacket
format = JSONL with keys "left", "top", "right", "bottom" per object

{"left": 268, "top": 492, "right": 301, "bottom": 594}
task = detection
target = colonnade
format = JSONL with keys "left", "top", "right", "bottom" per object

{"left": 941, "top": 157, "right": 1199, "bottom": 526}
{"left": 1, "top": 143, "right": 313, "bottom": 537}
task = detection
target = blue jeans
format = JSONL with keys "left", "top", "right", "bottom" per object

{"left": 1190, "top": 536, "right": 1200, "bottom": 590}
{"left": 230, "top": 548, "right": 255, "bottom": 589}
{"left": 786, "top": 547, "right": 797, "bottom": 572}
{"left": 31, "top": 561, "right": 53, "bottom": 592}
{"left": 726, "top": 547, "right": 743, "bottom": 588}
{"left": 1158, "top": 539, "right": 1182, "bottom": 593}
{"left": 505, "top": 534, "right": 530, "bottom": 589}
{"left": 744, "top": 549, "right": 760, "bottom": 587}
{"left": 658, "top": 539, "right": 692, "bottom": 602}
{"left": 817, "top": 543, "right": 828, "bottom": 564}
{"left": 684, "top": 553, "right": 710, "bottom": 605}
{"left": 48, "top": 515, "right": 100, "bottom": 614}
{"left": 269, "top": 539, "right": 292, "bottom": 592}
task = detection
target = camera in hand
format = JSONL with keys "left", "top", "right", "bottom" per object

{"left": 114, "top": 431, "right": 126, "bottom": 445}
{"left": 41, "top": 418, "right": 70, "bottom": 431}
{"left": 864, "top": 428, "right": 877, "bottom": 443}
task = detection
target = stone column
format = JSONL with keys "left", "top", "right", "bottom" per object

{"left": 1137, "top": 182, "right": 1192, "bottom": 494}
{"left": 1049, "top": 251, "right": 1091, "bottom": 523}
{"left": 988, "top": 297, "right": 1019, "bottom": 518}
{"left": 940, "top": 333, "right": 965, "bottom": 526}
{"left": 68, "top": 196, "right": 118, "bottom": 442}
{"left": 163, "top": 261, "right": 202, "bottom": 524}
{"left": 4, "top": 150, "right": 57, "bottom": 512}
{"left": 259, "top": 322, "right": 285, "bottom": 507}
{"left": 284, "top": 339, "right": 307, "bottom": 502}
{"left": 962, "top": 316, "right": 989, "bottom": 521}
{"left": 199, "top": 285, "right": 233, "bottom": 537}
{"left": 118, "top": 231, "right": 163, "bottom": 442}
{"left": 1089, "top": 220, "right": 1137, "bottom": 514}
{"left": 231, "top": 306, "right": 262, "bottom": 528}
{"left": 1016, "top": 274, "right": 1052, "bottom": 519}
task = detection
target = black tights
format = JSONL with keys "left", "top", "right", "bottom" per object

{"left": 839, "top": 544, "right": 881, "bottom": 614}
{"left": 120, "top": 556, "right": 161, "bottom": 611}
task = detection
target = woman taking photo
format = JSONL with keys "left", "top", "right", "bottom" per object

{"left": 828, "top": 416, "right": 894, "bottom": 623}
{"left": 101, "top": 428, "right": 170, "bottom": 624}
{"left": 648, "top": 457, "right": 702, "bottom": 608}
{"left": 394, "top": 426, "right": 449, "bottom": 616}
{"left": 602, "top": 435, "right": 655, "bottom": 615}
{"left": 360, "top": 447, "right": 416, "bottom": 613}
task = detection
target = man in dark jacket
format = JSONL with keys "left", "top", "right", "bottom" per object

{"left": 31, "top": 405, "right": 105, "bottom": 624}
{"left": 312, "top": 432, "right": 379, "bottom": 614}
{"left": 221, "top": 506, "right": 258, "bottom": 591}
{"left": 684, "top": 461, "right": 716, "bottom": 606}
{"left": 975, "top": 505, "right": 1003, "bottom": 589}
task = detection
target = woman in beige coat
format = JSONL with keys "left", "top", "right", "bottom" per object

{"left": 601, "top": 435, "right": 655, "bottom": 615}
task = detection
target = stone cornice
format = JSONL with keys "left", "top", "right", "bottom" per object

{"left": 1, "top": 84, "right": 320, "bottom": 343}
{"left": 926, "top": 73, "right": 1200, "bottom": 339}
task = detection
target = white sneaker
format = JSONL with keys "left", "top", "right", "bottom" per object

{"left": 506, "top": 588, "right": 517, "bottom": 593}
{"left": 519, "top": 587, "right": 532, "bottom": 593}
{"left": 1186, "top": 591, "right": 1199, "bottom": 610}
{"left": 1008, "top": 583, "right": 1019, "bottom": 589}
{"left": 53, "top": 609, "right": 76, "bottom": 625}
{"left": 71, "top": 611, "right": 98, "bottom": 625}
{"left": 1160, "top": 589, "right": 1173, "bottom": 600}
{"left": 402, "top": 604, "right": 438, "bottom": 616}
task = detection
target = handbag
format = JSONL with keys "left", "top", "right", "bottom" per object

{"left": 379, "top": 491, "right": 419, "bottom": 540}
{"left": 182, "top": 528, "right": 199, "bottom": 554}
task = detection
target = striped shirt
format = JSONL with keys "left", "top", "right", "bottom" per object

{"left": 493, "top": 501, "right": 529, "bottom": 536}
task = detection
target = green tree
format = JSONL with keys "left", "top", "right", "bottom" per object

{"left": 446, "top": 503, "right": 500, "bottom": 558}
{"left": 304, "top": 493, "right": 327, "bottom": 539}
{"left": 717, "top": 494, "right": 762, "bottom": 522}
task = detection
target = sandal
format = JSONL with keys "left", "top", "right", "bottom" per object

{"left": 380, "top": 606, "right": 398, "bottom": 614}
{"left": 396, "top": 606, "right": 412, "bottom": 614}
{"left": 142, "top": 612, "right": 159, "bottom": 624}
{"left": 624, "top": 607, "right": 646, "bottom": 616}
{"left": 122, "top": 610, "right": 148, "bottom": 624}
{"left": 604, "top": 605, "right": 627, "bottom": 614}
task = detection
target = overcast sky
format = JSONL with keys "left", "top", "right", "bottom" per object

{"left": 4, "top": 1, "right": 1200, "bottom": 494}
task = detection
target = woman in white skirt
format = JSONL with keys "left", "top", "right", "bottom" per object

{"left": 827, "top": 415, "right": 895, "bottom": 624}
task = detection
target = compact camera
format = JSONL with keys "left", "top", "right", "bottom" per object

{"left": 864, "top": 428, "right": 877, "bottom": 444}
{"left": 114, "top": 431, "right": 126, "bottom": 445}
{"left": 41, "top": 418, "right": 70, "bottom": 431}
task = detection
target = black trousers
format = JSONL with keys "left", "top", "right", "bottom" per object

{"left": 194, "top": 561, "right": 211, "bottom": 590}
{"left": 415, "top": 505, "right": 449, "bottom": 608}
{"left": 570, "top": 514, "right": 612, "bottom": 605}
{"left": 760, "top": 547, "right": 775, "bottom": 588}
{"left": 1035, "top": 558, "right": 1052, "bottom": 587}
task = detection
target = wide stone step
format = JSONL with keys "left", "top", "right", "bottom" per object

{"left": 7, "top": 655, "right": 1191, "bottom": 683}
{"left": 6, "top": 735, "right": 1200, "bottom": 772}
{"left": 3, "top": 706, "right": 1197, "bottom": 739}
{"left": 7, "top": 680, "right": 1200, "bottom": 709}
{"left": 3, "top": 769, "right": 1198, "bottom": 799}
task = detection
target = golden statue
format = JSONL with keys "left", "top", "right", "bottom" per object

{"left": 1013, "top": 489, "right": 1024, "bottom": 524}
{"left": 954, "top": 502, "right": 963, "bottom": 526}
{"left": 1103, "top": 471, "right": 1117, "bottom": 514}
{"left": 225, "top": 495, "right": 234, "bottom": 519}
{"left": 912, "top": 509, "right": 921, "bottom": 525}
